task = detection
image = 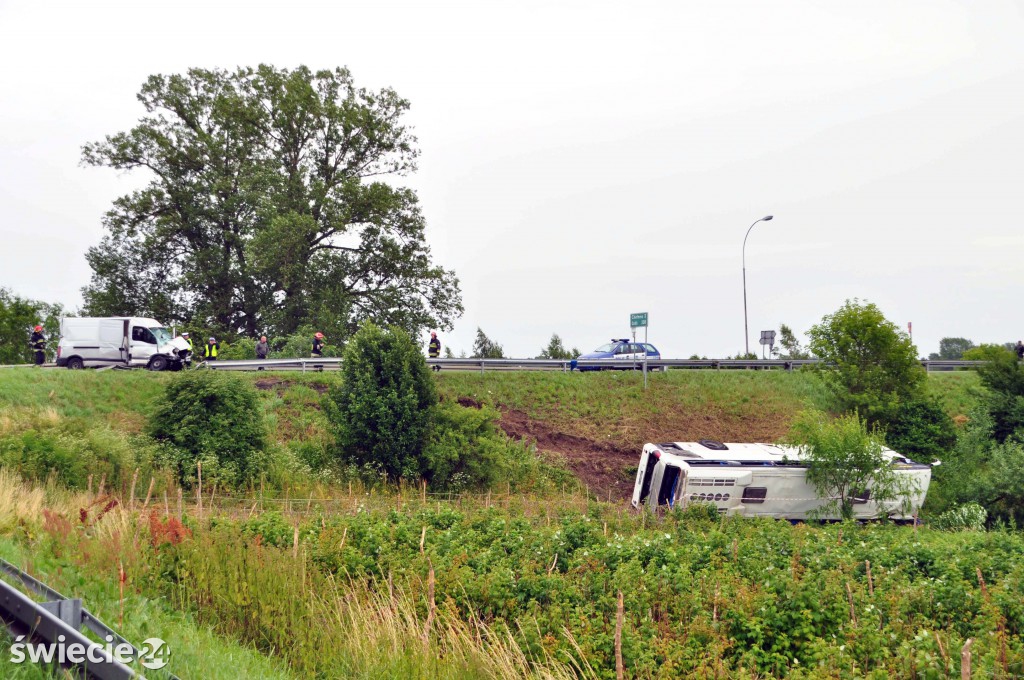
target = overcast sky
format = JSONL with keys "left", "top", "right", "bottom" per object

{"left": 2, "top": 0, "right": 1022, "bottom": 358}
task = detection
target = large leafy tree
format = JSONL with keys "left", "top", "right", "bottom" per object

{"left": 82, "top": 65, "right": 462, "bottom": 340}
{"left": 928, "top": 337, "right": 975, "bottom": 360}
{"left": 807, "top": 299, "right": 924, "bottom": 425}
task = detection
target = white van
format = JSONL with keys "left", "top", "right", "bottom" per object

{"left": 632, "top": 440, "right": 932, "bottom": 521}
{"left": 56, "top": 317, "right": 192, "bottom": 371}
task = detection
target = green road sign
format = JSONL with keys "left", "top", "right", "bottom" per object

{"left": 630, "top": 312, "right": 648, "bottom": 328}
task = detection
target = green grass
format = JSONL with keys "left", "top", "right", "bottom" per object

{"left": 5, "top": 482, "right": 1023, "bottom": 679}
{"left": 0, "top": 536, "right": 296, "bottom": 680}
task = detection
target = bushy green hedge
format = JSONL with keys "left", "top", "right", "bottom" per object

{"left": 0, "top": 415, "right": 152, "bottom": 490}
{"left": 149, "top": 371, "right": 268, "bottom": 489}
{"left": 324, "top": 323, "right": 436, "bottom": 481}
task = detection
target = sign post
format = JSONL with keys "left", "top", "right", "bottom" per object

{"left": 631, "top": 313, "right": 649, "bottom": 388}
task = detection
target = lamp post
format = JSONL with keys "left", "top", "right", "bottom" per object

{"left": 743, "top": 215, "right": 773, "bottom": 357}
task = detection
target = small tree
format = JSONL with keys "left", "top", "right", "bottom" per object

{"left": 776, "top": 323, "right": 810, "bottom": 359}
{"left": 537, "top": 333, "right": 575, "bottom": 360}
{"left": 472, "top": 327, "right": 505, "bottom": 359}
{"left": 787, "top": 410, "right": 913, "bottom": 520}
{"left": 977, "top": 351, "right": 1024, "bottom": 443}
{"left": 324, "top": 322, "right": 437, "bottom": 481}
{"left": 807, "top": 299, "right": 924, "bottom": 425}
{"left": 149, "top": 371, "right": 268, "bottom": 488}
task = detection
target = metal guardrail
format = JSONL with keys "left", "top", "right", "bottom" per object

{"left": 0, "top": 357, "right": 994, "bottom": 373}
{"left": 198, "top": 357, "right": 990, "bottom": 373}
{"left": 0, "top": 558, "right": 179, "bottom": 679}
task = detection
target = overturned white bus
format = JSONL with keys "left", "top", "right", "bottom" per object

{"left": 631, "top": 440, "right": 932, "bottom": 521}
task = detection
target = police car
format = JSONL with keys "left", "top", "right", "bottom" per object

{"left": 575, "top": 339, "right": 662, "bottom": 371}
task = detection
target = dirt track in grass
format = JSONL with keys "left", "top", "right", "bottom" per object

{"left": 496, "top": 405, "right": 796, "bottom": 501}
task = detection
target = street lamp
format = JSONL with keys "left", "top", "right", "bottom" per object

{"left": 743, "top": 215, "right": 773, "bottom": 357}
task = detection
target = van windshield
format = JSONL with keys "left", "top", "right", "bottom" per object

{"left": 150, "top": 327, "right": 173, "bottom": 346}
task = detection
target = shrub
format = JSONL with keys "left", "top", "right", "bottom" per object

{"left": 787, "top": 410, "right": 914, "bottom": 520}
{"left": 217, "top": 338, "right": 257, "bottom": 360}
{"left": 0, "top": 410, "right": 151, "bottom": 490}
{"left": 977, "top": 351, "right": 1024, "bottom": 443}
{"left": 149, "top": 371, "right": 268, "bottom": 489}
{"left": 931, "top": 503, "right": 987, "bottom": 531}
{"left": 324, "top": 322, "right": 436, "bottom": 481}
{"left": 882, "top": 396, "right": 956, "bottom": 463}
{"left": 962, "top": 343, "right": 1015, "bottom": 362}
{"left": 276, "top": 327, "right": 343, "bottom": 359}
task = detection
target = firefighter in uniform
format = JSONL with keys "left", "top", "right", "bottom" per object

{"left": 427, "top": 331, "right": 441, "bottom": 371}
{"left": 30, "top": 325, "right": 46, "bottom": 365}
{"left": 311, "top": 332, "right": 325, "bottom": 358}
{"left": 204, "top": 337, "right": 219, "bottom": 361}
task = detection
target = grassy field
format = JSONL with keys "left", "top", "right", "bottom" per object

{"left": 1, "top": 471, "right": 1021, "bottom": 679}
{"left": 0, "top": 367, "right": 984, "bottom": 498}
{"left": 0, "top": 367, "right": 1013, "bottom": 679}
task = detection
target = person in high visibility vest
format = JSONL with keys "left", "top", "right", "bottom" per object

{"left": 182, "top": 332, "right": 194, "bottom": 353}
{"left": 30, "top": 325, "right": 46, "bottom": 365}
{"left": 204, "top": 337, "right": 219, "bottom": 361}
{"left": 427, "top": 331, "right": 441, "bottom": 372}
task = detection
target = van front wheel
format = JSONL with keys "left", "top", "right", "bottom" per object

{"left": 148, "top": 355, "right": 169, "bottom": 372}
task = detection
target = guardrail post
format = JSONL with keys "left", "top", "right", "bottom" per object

{"left": 480, "top": 360, "right": 485, "bottom": 375}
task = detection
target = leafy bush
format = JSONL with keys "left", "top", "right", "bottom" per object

{"left": 422, "top": 401, "right": 570, "bottom": 492}
{"left": 276, "top": 327, "right": 343, "bottom": 359}
{"left": 977, "top": 351, "right": 1024, "bottom": 443}
{"left": 988, "top": 440, "right": 1024, "bottom": 525}
{"left": 0, "top": 416, "right": 147, "bottom": 490}
{"left": 883, "top": 396, "right": 957, "bottom": 463}
{"left": 217, "top": 338, "right": 257, "bottom": 360}
{"left": 931, "top": 503, "right": 987, "bottom": 531}
{"left": 423, "top": 402, "right": 503, "bottom": 490}
{"left": 963, "top": 343, "right": 1016, "bottom": 362}
{"left": 149, "top": 371, "right": 268, "bottom": 489}
{"left": 324, "top": 323, "right": 436, "bottom": 481}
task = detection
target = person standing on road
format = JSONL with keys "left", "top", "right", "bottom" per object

{"left": 29, "top": 325, "right": 46, "bottom": 366}
{"left": 427, "top": 331, "right": 441, "bottom": 371}
{"left": 311, "top": 332, "right": 325, "bottom": 358}
{"left": 182, "top": 332, "right": 194, "bottom": 354}
{"left": 204, "top": 337, "right": 219, "bottom": 361}
{"left": 256, "top": 335, "right": 270, "bottom": 360}
{"left": 1016, "top": 340, "right": 1024, "bottom": 361}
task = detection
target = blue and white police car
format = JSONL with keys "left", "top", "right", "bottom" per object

{"left": 575, "top": 339, "right": 661, "bottom": 371}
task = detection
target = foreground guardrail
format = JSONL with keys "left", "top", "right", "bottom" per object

{"left": 0, "top": 558, "right": 178, "bottom": 679}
